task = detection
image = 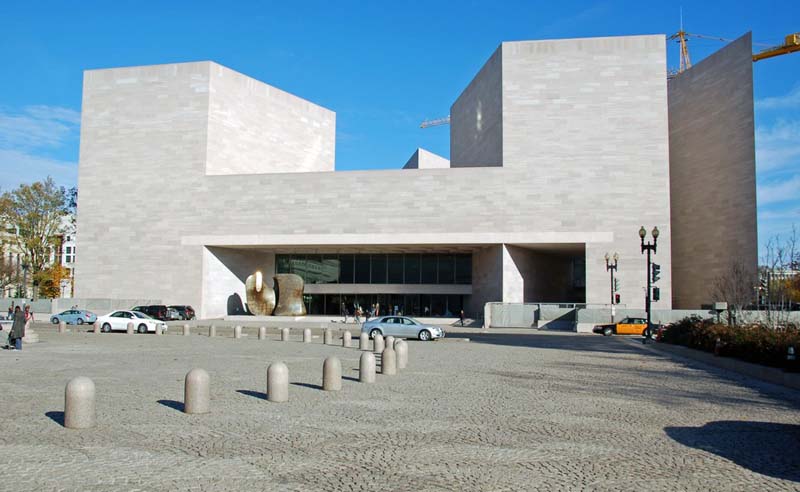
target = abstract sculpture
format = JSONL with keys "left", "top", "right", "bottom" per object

{"left": 245, "top": 271, "right": 276, "bottom": 316}
{"left": 273, "top": 273, "right": 307, "bottom": 316}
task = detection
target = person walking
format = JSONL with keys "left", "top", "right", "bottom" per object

{"left": 354, "top": 306, "right": 361, "bottom": 324}
{"left": 340, "top": 302, "right": 349, "bottom": 324}
{"left": 460, "top": 309, "right": 466, "bottom": 327}
{"left": 24, "top": 305, "right": 33, "bottom": 330}
{"left": 7, "top": 306, "right": 25, "bottom": 350}
{"left": 7, "top": 303, "right": 13, "bottom": 320}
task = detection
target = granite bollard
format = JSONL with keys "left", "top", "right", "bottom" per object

{"left": 267, "top": 362, "right": 289, "bottom": 402}
{"left": 303, "top": 328, "right": 311, "bottom": 343}
{"left": 64, "top": 376, "right": 95, "bottom": 429}
{"left": 385, "top": 336, "right": 395, "bottom": 349}
{"left": 381, "top": 347, "right": 397, "bottom": 375}
{"left": 343, "top": 330, "right": 351, "bottom": 348}
{"left": 234, "top": 325, "right": 242, "bottom": 339}
{"left": 322, "top": 357, "right": 342, "bottom": 391}
{"left": 184, "top": 368, "right": 210, "bottom": 414}
{"left": 209, "top": 325, "right": 216, "bottom": 337}
{"left": 324, "top": 328, "right": 332, "bottom": 345}
{"left": 395, "top": 340, "right": 408, "bottom": 369}
{"left": 93, "top": 322, "right": 100, "bottom": 334}
{"left": 359, "top": 352, "right": 376, "bottom": 383}
{"left": 360, "top": 332, "right": 370, "bottom": 351}
{"left": 126, "top": 322, "right": 134, "bottom": 335}
{"left": 258, "top": 326, "right": 267, "bottom": 340}
{"left": 281, "top": 327, "right": 290, "bottom": 341}
{"left": 58, "top": 321, "right": 66, "bottom": 334}
{"left": 373, "top": 334, "right": 385, "bottom": 354}
{"left": 183, "top": 324, "right": 190, "bottom": 336}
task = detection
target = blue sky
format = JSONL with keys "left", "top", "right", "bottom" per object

{"left": 0, "top": 0, "right": 797, "bottom": 251}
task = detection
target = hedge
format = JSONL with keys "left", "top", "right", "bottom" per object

{"left": 658, "top": 316, "right": 800, "bottom": 369}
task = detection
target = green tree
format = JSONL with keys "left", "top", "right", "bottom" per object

{"left": 0, "top": 177, "right": 70, "bottom": 299}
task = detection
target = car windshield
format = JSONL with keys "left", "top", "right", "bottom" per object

{"left": 132, "top": 311, "right": 153, "bottom": 319}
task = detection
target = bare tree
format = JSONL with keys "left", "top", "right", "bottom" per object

{"left": 759, "top": 225, "right": 799, "bottom": 328}
{"left": 711, "top": 260, "right": 756, "bottom": 326}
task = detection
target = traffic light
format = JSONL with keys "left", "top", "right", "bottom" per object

{"left": 651, "top": 263, "right": 661, "bottom": 283}
{"left": 615, "top": 293, "right": 621, "bottom": 304}
{"left": 613, "top": 277, "right": 621, "bottom": 292}
{"left": 652, "top": 287, "right": 661, "bottom": 302}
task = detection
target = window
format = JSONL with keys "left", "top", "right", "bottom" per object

{"left": 438, "top": 255, "right": 454, "bottom": 284}
{"left": 338, "top": 254, "right": 354, "bottom": 283}
{"left": 404, "top": 254, "right": 420, "bottom": 284}
{"left": 421, "top": 255, "right": 437, "bottom": 284}
{"left": 354, "top": 255, "right": 370, "bottom": 283}
{"left": 370, "top": 254, "right": 386, "bottom": 283}
{"left": 387, "top": 255, "right": 403, "bottom": 283}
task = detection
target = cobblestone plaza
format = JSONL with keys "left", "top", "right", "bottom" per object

{"left": 0, "top": 325, "right": 798, "bottom": 491}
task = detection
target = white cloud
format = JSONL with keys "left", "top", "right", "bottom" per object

{"left": 759, "top": 207, "right": 800, "bottom": 221}
{"left": 758, "top": 174, "right": 800, "bottom": 205}
{"left": 756, "top": 85, "right": 800, "bottom": 111}
{"left": 0, "top": 149, "right": 77, "bottom": 191}
{"left": 0, "top": 105, "right": 80, "bottom": 150}
{"left": 755, "top": 119, "right": 800, "bottom": 172}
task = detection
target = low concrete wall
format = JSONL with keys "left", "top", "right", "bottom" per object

{"left": 0, "top": 298, "right": 161, "bottom": 318}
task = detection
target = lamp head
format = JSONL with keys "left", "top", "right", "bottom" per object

{"left": 613, "top": 252, "right": 619, "bottom": 262}
{"left": 652, "top": 226, "right": 660, "bottom": 240}
{"left": 638, "top": 226, "right": 646, "bottom": 239}
{"left": 604, "top": 252, "right": 610, "bottom": 261}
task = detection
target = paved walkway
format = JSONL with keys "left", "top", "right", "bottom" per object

{"left": 0, "top": 325, "right": 798, "bottom": 491}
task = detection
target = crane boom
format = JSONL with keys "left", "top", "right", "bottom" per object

{"left": 753, "top": 33, "right": 800, "bottom": 62}
{"left": 420, "top": 116, "right": 451, "bottom": 128}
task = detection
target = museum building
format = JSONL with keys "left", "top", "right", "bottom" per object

{"left": 74, "top": 33, "right": 757, "bottom": 318}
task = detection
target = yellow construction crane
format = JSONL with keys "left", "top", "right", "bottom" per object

{"left": 753, "top": 33, "right": 800, "bottom": 61}
{"left": 419, "top": 116, "right": 450, "bottom": 128}
{"left": 669, "top": 30, "right": 800, "bottom": 75}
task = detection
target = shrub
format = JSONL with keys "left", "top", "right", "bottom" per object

{"left": 659, "top": 316, "right": 800, "bottom": 369}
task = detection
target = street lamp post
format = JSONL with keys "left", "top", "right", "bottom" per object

{"left": 605, "top": 252, "right": 619, "bottom": 322}
{"left": 639, "top": 226, "right": 659, "bottom": 342}
{"left": 21, "top": 262, "right": 29, "bottom": 300}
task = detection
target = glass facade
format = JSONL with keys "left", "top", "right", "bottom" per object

{"left": 276, "top": 253, "right": 472, "bottom": 285}
{"left": 302, "top": 293, "right": 464, "bottom": 318}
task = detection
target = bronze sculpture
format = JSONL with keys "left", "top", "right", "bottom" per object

{"left": 245, "top": 271, "right": 276, "bottom": 316}
{"left": 272, "top": 273, "right": 307, "bottom": 316}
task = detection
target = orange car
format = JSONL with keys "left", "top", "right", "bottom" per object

{"left": 593, "top": 317, "right": 648, "bottom": 336}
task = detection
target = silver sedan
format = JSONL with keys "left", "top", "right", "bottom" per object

{"left": 361, "top": 316, "right": 445, "bottom": 341}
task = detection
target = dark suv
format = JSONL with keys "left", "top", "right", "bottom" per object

{"left": 132, "top": 305, "right": 169, "bottom": 321}
{"left": 169, "top": 305, "right": 196, "bottom": 320}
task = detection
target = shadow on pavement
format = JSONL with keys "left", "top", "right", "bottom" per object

{"left": 459, "top": 331, "right": 645, "bottom": 354}
{"left": 291, "top": 382, "right": 322, "bottom": 390}
{"left": 45, "top": 411, "right": 64, "bottom": 426}
{"left": 157, "top": 399, "right": 184, "bottom": 412}
{"left": 665, "top": 421, "right": 800, "bottom": 482}
{"left": 236, "top": 389, "right": 267, "bottom": 400}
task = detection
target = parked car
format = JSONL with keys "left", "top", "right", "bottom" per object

{"left": 50, "top": 309, "right": 97, "bottom": 325}
{"left": 361, "top": 316, "right": 445, "bottom": 341}
{"left": 593, "top": 317, "right": 659, "bottom": 336}
{"left": 131, "top": 305, "right": 170, "bottom": 321}
{"left": 168, "top": 305, "right": 196, "bottom": 320}
{"left": 96, "top": 310, "right": 168, "bottom": 334}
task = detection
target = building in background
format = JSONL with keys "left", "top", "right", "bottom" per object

{"left": 74, "top": 33, "right": 757, "bottom": 317}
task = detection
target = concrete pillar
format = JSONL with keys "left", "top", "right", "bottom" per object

{"left": 258, "top": 326, "right": 267, "bottom": 340}
{"left": 281, "top": 328, "right": 290, "bottom": 341}
{"left": 395, "top": 340, "right": 408, "bottom": 369}
{"left": 267, "top": 362, "right": 289, "bottom": 402}
{"left": 93, "top": 322, "right": 100, "bottom": 334}
{"left": 322, "top": 357, "right": 342, "bottom": 391}
{"left": 64, "top": 376, "right": 95, "bottom": 429}
{"left": 359, "top": 352, "right": 376, "bottom": 383}
{"left": 183, "top": 324, "right": 190, "bottom": 336}
{"left": 360, "top": 332, "right": 370, "bottom": 351}
{"left": 324, "top": 328, "right": 332, "bottom": 345}
{"left": 234, "top": 325, "right": 242, "bottom": 339}
{"left": 343, "top": 330, "right": 351, "bottom": 348}
{"left": 155, "top": 323, "right": 161, "bottom": 335}
{"left": 385, "top": 336, "right": 395, "bottom": 349}
{"left": 303, "top": 328, "right": 311, "bottom": 343}
{"left": 58, "top": 321, "right": 66, "bottom": 334}
{"left": 209, "top": 325, "right": 216, "bottom": 337}
{"left": 381, "top": 347, "right": 397, "bottom": 375}
{"left": 373, "top": 334, "right": 385, "bottom": 354}
{"left": 126, "top": 322, "right": 134, "bottom": 335}
{"left": 184, "top": 368, "right": 210, "bottom": 414}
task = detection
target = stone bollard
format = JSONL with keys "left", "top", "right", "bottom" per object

{"left": 209, "top": 325, "right": 216, "bottom": 337}
{"left": 234, "top": 325, "right": 242, "bottom": 339}
{"left": 184, "top": 368, "right": 210, "bottom": 414}
{"left": 322, "top": 357, "right": 342, "bottom": 391}
{"left": 373, "top": 334, "right": 385, "bottom": 354}
{"left": 183, "top": 324, "right": 190, "bottom": 336}
{"left": 93, "top": 321, "right": 100, "bottom": 334}
{"left": 395, "top": 340, "right": 408, "bottom": 369}
{"left": 267, "top": 362, "right": 289, "bottom": 402}
{"left": 64, "top": 376, "right": 95, "bottom": 429}
{"left": 359, "top": 352, "right": 376, "bottom": 383}
{"left": 303, "top": 328, "right": 311, "bottom": 343}
{"left": 155, "top": 324, "right": 162, "bottom": 335}
{"left": 324, "top": 328, "right": 332, "bottom": 345}
{"left": 258, "top": 326, "right": 266, "bottom": 340}
{"left": 281, "top": 328, "right": 290, "bottom": 341}
{"left": 343, "top": 330, "right": 351, "bottom": 348}
{"left": 360, "top": 332, "right": 370, "bottom": 351}
{"left": 385, "top": 336, "right": 395, "bottom": 349}
{"left": 58, "top": 321, "right": 66, "bottom": 334}
{"left": 127, "top": 322, "right": 134, "bottom": 335}
{"left": 381, "top": 347, "right": 397, "bottom": 375}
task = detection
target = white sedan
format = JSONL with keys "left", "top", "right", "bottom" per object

{"left": 96, "top": 310, "right": 167, "bottom": 334}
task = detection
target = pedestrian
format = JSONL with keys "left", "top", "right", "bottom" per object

{"left": 6, "top": 303, "right": 12, "bottom": 321}
{"left": 24, "top": 305, "right": 33, "bottom": 331}
{"left": 6, "top": 306, "right": 24, "bottom": 350}
{"left": 460, "top": 309, "right": 465, "bottom": 327}
{"left": 365, "top": 305, "right": 371, "bottom": 322}
{"left": 354, "top": 306, "right": 361, "bottom": 324}
{"left": 375, "top": 302, "right": 380, "bottom": 317}
{"left": 340, "top": 302, "right": 348, "bottom": 324}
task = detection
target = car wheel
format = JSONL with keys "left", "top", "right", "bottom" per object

{"left": 137, "top": 324, "right": 148, "bottom": 334}
{"left": 418, "top": 329, "right": 432, "bottom": 341}
{"left": 77, "top": 318, "right": 84, "bottom": 325}
{"left": 369, "top": 328, "right": 382, "bottom": 339}
{"left": 603, "top": 327, "right": 613, "bottom": 337}
{"left": 102, "top": 323, "right": 112, "bottom": 333}
{"left": 51, "top": 317, "right": 59, "bottom": 324}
